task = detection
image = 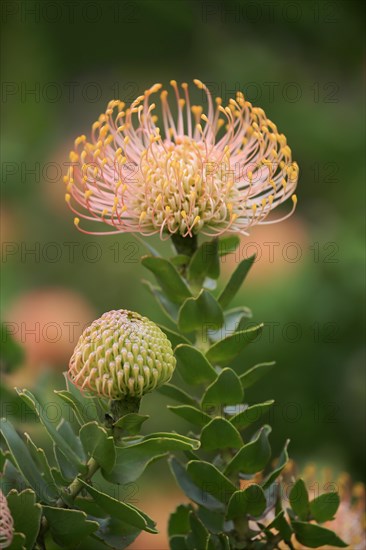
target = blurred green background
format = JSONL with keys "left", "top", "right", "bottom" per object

{"left": 1, "top": 0, "right": 364, "bottom": 487}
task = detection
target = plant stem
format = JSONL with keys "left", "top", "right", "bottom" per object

{"left": 171, "top": 233, "right": 198, "bottom": 256}
{"left": 68, "top": 457, "right": 100, "bottom": 500}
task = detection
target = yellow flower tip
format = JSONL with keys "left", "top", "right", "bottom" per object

{"left": 139, "top": 211, "right": 147, "bottom": 222}
{"left": 181, "top": 210, "right": 187, "bottom": 219}
{"left": 84, "top": 190, "right": 93, "bottom": 200}
{"left": 170, "top": 79, "right": 177, "bottom": 87}
{"left": 292, "top": 194, "right": 298, "bottom": 204}
{"left": 231, "top": 213, "right": 238, "bottom": 222}
{"left": 65, "top": 193, "right": 71, "bottom": 203}
{"left": 148, "top": 83, "right": 162, "bottom": 94}
{"left": 193, "top": 79, "right": 204, "bottom": 89}
{"left": 74, "top": 217, "right": 80, "bottom": 227}
{"left": 69, "top": 151, "right": 79, "bottom": 162}
{"left": 102, "top": 208, "right": 108, "bottom": 218}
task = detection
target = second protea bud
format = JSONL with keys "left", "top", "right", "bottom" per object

{"left": 68, "top": 310, "right": 176, "bottom": 399}
{"left": 0, "top": 489, "right": 13, "bottom": 549}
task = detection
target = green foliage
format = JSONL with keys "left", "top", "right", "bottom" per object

{"left": 6, "top": 489, "right": 42, "bottom": 549}
{"left": 0, "top": 323, "right": 25, "bottom": 373}
{"left": 140, "top": 235, "right": 346, "bottom": 549}
{"left": 0, "top": 234, "right": 346, "bottom": 549}
{"left": 289, "top": 479, "right": 310, "bottom": 520}
{"left": 175, "top": 344, "right": 217, "bottom": 385}
{"left": 178, "top": 290, "right": 224, "bottom": 333}
{"left": 291, "top": 522, "right": 347, "bottom": 548}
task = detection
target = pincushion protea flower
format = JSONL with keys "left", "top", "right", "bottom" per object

{"left": 64, "top": 80, "right": 298, "bottom": 238}
{"left": 68, "top": 310, "right": 175, "bottom": 399}
{"left": 0, "top": 489, "right": 13, "bottom": 549}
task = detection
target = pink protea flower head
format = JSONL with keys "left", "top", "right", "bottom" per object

{"left": 68, "top": 310, "right": 175, "bottom": 399}
{"left": 0, "top": 490, "right": 13, "bottom": 549}
{"left": 64, "top": 80, "right": 298, "bottom": 238}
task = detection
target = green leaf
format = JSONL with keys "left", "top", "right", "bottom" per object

{"left": 206, "top": 324, "right": 263, "bottom": 367}
{"left": 78, "top": 479, "right": 157, "bottom": 533}
{"left": 201, "top": 368, "right": 243, "bottom": 407}
{"left": 178, "top": 290, "right": 224, "bottom": 333}
{"left": 159, "top": 325, "right": 191, "bottom": 347}
{"left": 63, "top": 372, "right": 101, "bottom": 422}
{"left": 262, "top": 440, "right": 290, "bottom": 489}
{"left": 80, "top": 422, "right": 116, "bottom": 473}
{"left": 75, "top": 496, "right": 107, "bottom": 518}
{"left": 175, "top": 344, "right": 217, "bottom": 385}
{"left": 54, "top": 444, "right": 77, "bottom": 482}
{"left": 268, "top": 510, "right": 293, "bottom": 541}
{"left": 141, "top": 256, "right": 192, "bottom": 304}
{"left": 5, "top": 532, "right": 26, "bottom": 550}
{"left": 218, "top": 255, "right": 256, "bottom": 309}
{"left": 157, "top": 383, "right": 197, "bottom": 406}
{"left": 54, "top": 390, "right": 91, "bottom": 426}
{"left": 16, "top": 389, "right": 86, "bottom": 473}
{"left": 171, "top": 254, "right": 191, "bottom": 267}
{"left": 224, "top": 426, "right": 271, "bottom": 477}
{"left": 226, "top": 484, "right": 266, "bottom": 519}
{"left": 42, "top": 506, "right": 99, "bottom": 546}
{"left": 143, "top": 432, "right": 200, "bottom": 447}
{"left": 208, "top": 307, "right": 252, "bottom": 342}
{"left": 104, "top": 434, "right": 199, "bottom": 484}
{"left": 218, "top": 235, "right": 240, "bottom": 256}
{"left": 6, "top": 489, "right": 42, "bottom": 550}
{"left": 24, "top": 433, "right": 60, "bottom": 489}
{"left": 290, "top": 479, "right": 310, "bottom": 521}
{"left": 168, "top": 405, "right": 211, "bottom": 428}
{"left": 170, "top": 535, "right": 189, "bottom": 550}
{"left": 113, "top": 413, "right": 150, "bottom": 435}
{"left": 240, "top": 362, "right": 276, "bottom": 389}
{"left": 169, "top": 457, "right": 224, "bottom": 511}
{"left": 187, "top": 460, "right": 237, "bottom": 505}
{"left": 200, "top": 418, "right": 243, "bottom": 451}
{"left": 142, "top": 279, "right": 180, "bottom": 322}
{"left": 292, "top": 521, "right": 348, "bottom": 548}
{"left": 57, "top": 418, "right": 86, "bottom": 461}
{"left": 94, "top": 516, "right": 140, "bottom": 550}
{"left": 0, "top": 418, "right": 57, "bottom": 502}
{"left": 188, "top": 239, "right": 220, "bottom": 285}
{"left": 196, "top": 507, "right": 224, "bottom": 534}
{"left": 0, "top": 322, "right": 24, "bottom": 372}
{"left": 230, "top": 401, "right": 274, "bottom": 430}
{"left": 0, "top": 447, "right": 6, "bottom": 473}
{"left": 309, "top": 492, "right": 340, "bottom": 523}
{"left": 188, "top": 511, "right": 209, "bottom": 550}
{"left": 168, "top": 504, "right": 193, "bottom": 537}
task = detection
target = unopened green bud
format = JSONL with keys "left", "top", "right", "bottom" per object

{"left": 68, "top": 310, "right": 175, "bottom": 399}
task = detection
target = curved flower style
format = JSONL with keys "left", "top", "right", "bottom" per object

{"left": 64, "top": 80, "right": 298, "bottom": 238}
{"left": 68, "top": 310, "right": 176, "bottom": 399}
{"left": 0, "top": 489, "right": 13, "bottom": 549}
